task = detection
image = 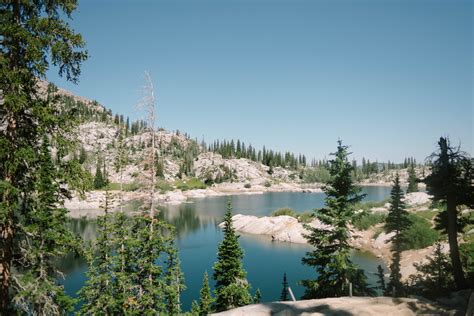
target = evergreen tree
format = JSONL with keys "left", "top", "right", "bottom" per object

{"left": 79, "top": 187, "right": 118, "bottom": 315}
{"left": 190, "top": 301, "right": 201, "bottom": 315}
{"left": 407, "top": 242, "right": 455, "bottom": 298}
{"left": 406, "top": 164, "right": 418, "bottom": 193}
{"left": 198, "top": 271, "right": 214, "bottom": 315}
{"left": 93, "top": 159, "right": 105, "bottom": 189}
{"left": 376, "top": 265, "right": 386, "bottom": 294}
{"left": 12, "top": 137, "right": 76, "bottom": 313}
{"left": 253, "top": 289, "right": 262, "bottom": 304}
{"left": 424, "top": 137, "right": 473, "bottom": 289}
{"left": 213, "top": 200, "right": 252, "bottom": 312}
{"left": 79, "top": 146, "right": 88, "bottom": 164}
{"left": 0, "top": 1, "right": 87, "bottom": 312}
{"left": 384, "top": 174, "right": 411, "bottom": 296}
{"left": 164, "top": 240, "right": 186, "bottom": 315}
{"left": 301, "top": 140, "right": 375, "bottom": 298}
{"left": 280, "top": 272, "right": 290, "bottom": 301}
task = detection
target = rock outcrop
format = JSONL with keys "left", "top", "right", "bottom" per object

{"left": 211, "top": 296, "right": 462, "bottom": 315}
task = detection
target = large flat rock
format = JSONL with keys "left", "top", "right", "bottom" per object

{"left": 211, "top": 296, "right": 460, "bottom": 316}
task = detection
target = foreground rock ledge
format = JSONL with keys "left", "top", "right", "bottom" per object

{"left": 211, "top": 297, "right": 461, "bottom": 316}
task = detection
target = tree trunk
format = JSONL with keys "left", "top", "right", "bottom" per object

{"left": 0, "top": 216, "right": 13, "bottom": 313}
{"left": 446, "top": 197, "right": 467, "bottom": 289}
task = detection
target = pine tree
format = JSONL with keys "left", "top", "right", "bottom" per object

{"left": 301, "top": 140, "right": 375, "bottom": 298}
{"left": 406, "top": 164, "right": 418, "bottom": 193}
{"left": 280, "top": 272, "right": 290, "bottom": 301}
{"left": 213, "top": 200, "right": 252, "bottom": 312}
{"left": 164, "top": 240, "right": 186, "bottom": 315}
{"left": 0, "top": 1, "right": 87, "bottom": 312}
{"left": 376, "top": 265, "right": 386, "bottom": 294}
{"left": 253, "top": 289, "right": 262, "bottom": 303}
{"left": 198, "top": 271, "right": 214, "bottom": 315}
{"left": 11, "top": 136, "right": 76, "bottom": 313}
{"left": 407, "top": 242, "right": 455, "bottom": 298}
{"left": 424, "top": 137, "right": 473, "bottom": 289}
{"left": 79, "top": 187, "right": 118, "bottom": 315}
{"left": 79, "top": 146, "right": 88, "bottom": 164}
{"left": 190, "top": 300, "right": 201, "bottom": 315}
{"left": 94, "top": 159, "right": 105, "bottom": 189}
{"left": 384, "top": 174, "right": 411, "bottom": 296}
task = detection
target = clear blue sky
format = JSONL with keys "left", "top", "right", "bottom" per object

{"left": 47, "top": 0, "right": 473, "bottom": 163}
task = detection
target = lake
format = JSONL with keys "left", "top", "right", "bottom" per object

{"left": 61, "top": 186, "right": 392, "bottom": 311}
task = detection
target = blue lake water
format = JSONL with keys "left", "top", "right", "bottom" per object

{"left": 61, "top": 186, "right": 392, "bottom": 311}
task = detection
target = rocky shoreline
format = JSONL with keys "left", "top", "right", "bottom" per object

{"left": 65, "top": 182, "right": 324, "bottom": 218}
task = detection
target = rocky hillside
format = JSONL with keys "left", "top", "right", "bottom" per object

{"left": 46, "top": 81, "right": 429, "bottom": 193}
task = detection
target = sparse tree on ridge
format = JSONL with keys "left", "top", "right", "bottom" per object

{"left": 407, "top": 164, "right": 418, "bottom": 193}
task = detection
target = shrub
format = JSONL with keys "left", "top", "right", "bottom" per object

{"left": 352, "top": 212, "right": 386, "bottom": 230}
{"left": 107, "top": 182, "right": 141, "bottom": 192}
{"left": 460, "top": 242, "right": 474, "bottom": 285}
{"left": 175, "top": 177, "right": 207, "bottom": 191}
{"left": 297, "top": 211, "right": 314, "bottom": 223}
{"left": 401, "top": 214, "right": 440, "bottom": 250}
{"left": 303, "top": 167, "right": 331, "bottom": 183}
{"left": 271, "top": 208, "right": 296, "bottom": 217}
{"left": 156, "top": 180, "right": 173, "bottom": 193}
{"left": 264, "top": 181, "right": 271, "bottom": 188}
{"left": 244, "top": 183, "right": 251, "bottom": 189}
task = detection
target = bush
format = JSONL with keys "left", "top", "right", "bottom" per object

{"left": 401, "top": 214, "right": 440, "bottom": 250}
{"left": 352, "top": 212, "right": 386, "bottom": 230}
{"left": 264, "top": 181, "right": 271, "bottom": 188}
{"left": 297, "top": 211, "right": 314, "bottom": 223}
{"left": 460, "top": 242, "right": 474, "bottom": 285}
{"left": 244, "top": 183, "right": 251, "bottom": 189}
{"left": 302, "top": 167, "right": 331, "bottom": 183}
{"left": 156, "top": 180, "right": 173, "bottom": 193}
{"left": 271, "top": 208, "right": 296, "bottom": 217}
{"left": 175, "top": 178, "right": 207, "bottom": 191}
{"left": 107, "top": 182, "right": 141, "bottom": 192}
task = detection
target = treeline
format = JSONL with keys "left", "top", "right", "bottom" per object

{"left": 61, "top": 94, "right": 149, "bottom": 137}
{"left": 207, "top": 139, "right": 306, "bottom": 170}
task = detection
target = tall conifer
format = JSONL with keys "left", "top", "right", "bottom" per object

{"left": 213, "top": 200, "right": 252, "bottom": 311}
{"left": 384, "top": 174, "right": 411, "bottom": 296}
{"left": 301, "top": 140, "right": 374, "bottom": 298}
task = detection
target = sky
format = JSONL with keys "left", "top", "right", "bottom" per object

{"left": 47, "top": 0, "right": 473, "bottom": 163}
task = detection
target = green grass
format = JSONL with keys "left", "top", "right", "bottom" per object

{"left": 415, "top": 209, "right": 439, "bottom": 221}
{"left": 174, "top": 178, "right": 207, "bottom": 191}
{"left": 354, "top": 199, "right": 389, "bottom": 212}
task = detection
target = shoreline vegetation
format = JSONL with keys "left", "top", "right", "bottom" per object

{"left": 64, "top": 180, "right": 425, "bottom": 218}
